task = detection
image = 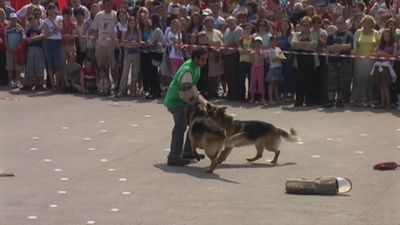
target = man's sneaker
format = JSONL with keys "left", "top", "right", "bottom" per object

{"left": 181, "top": 152, "right": 205, "bottom": 160}
{"left": 167, "top": 156, "right": 191, "bottom": 166}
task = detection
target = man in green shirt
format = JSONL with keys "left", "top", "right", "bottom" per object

{"left": 164, "top": 48, "right": 209, "bottom": 166}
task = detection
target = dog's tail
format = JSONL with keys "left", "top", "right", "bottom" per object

{"left": 279, "top": 128, "right": 301, "bottom": 142}
{"left": 223, "top": 132, "right": 248, "bottom": 148}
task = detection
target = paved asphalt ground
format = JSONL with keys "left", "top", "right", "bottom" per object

{"left": 1, "top": 88, "right": 399, "bottom": 225}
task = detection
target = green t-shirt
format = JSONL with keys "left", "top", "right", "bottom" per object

{"left": 163, "top": 59, "right": 201, "bottom": 108}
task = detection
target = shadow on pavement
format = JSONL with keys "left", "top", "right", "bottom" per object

{"left": 153, "top": 163, "right": 241, "bottom": 184}
{"left": 217, "top": 162, "right": 297, "bottom": 169}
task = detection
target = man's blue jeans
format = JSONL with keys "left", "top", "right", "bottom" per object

{"left": 167, "top": 107, "right": 192, "bottom": 157}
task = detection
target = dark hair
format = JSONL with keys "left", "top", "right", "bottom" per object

{"left": 117, "top": 9, "right": 129, "bottom": 22}
{"left": 270, "top": 34, "right": 278, "bottom": 42}
{"left": 378, "top": 28, "right": 395, "bottom": 50}
{"left": 47, "top": 3, "right": 57, "bottom": 11}
{"left": 191, "top": 47, "right": 208, "bottom": 60}
{"left": 73, "top": 7, "right": 85, "bottom": 17}
{"left": 150, "top": 14, "right": 161, "bottom": 29}
{"left": 246, "top": 2, "right": 258, "bottom": 14}
{"left": 62, "top": 7, "right": 73, "bottom": 15}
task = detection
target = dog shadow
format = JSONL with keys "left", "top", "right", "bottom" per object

{"left": 217, "top": 161, "right": 297, "bottom": 169}
{"left": 153, "top": 163, "right": 241, "bottom": 184}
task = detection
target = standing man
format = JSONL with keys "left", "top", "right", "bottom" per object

{"left": 70, "top": 0, "right": 90, "bottom": 20}
{"left": 324, "top": 17, "right": 353, "bottom": 108}
{"left": 93, "top": 0, "right": 117, "bottom": 87}
{"left": 222, "top": 16, "right": 243, "bottom": 100}
{"left": 164, "top": 48, "right": 209, "bottom": 166}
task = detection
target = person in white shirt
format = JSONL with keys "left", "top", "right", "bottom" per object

{"left": 93, "top": 0, "right": 117, "bottom": 84}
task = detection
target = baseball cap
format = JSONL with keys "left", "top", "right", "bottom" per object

{"left": 9, "top": 13, "right": 18, "bottom": 19}
{"left": 254, "top": 36, "right": 263, "bottom": 43}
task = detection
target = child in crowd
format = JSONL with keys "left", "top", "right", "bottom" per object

{"left": 64, "top": 51, "right": 83, "bottom": 93}
{"left": 167, "top": 18, "right": 184, "bottom": 75}
{"left": 80, "top": 58, "right": 97, "bottom": 94}
{"left": 97, "top": 66, "right": 111, "bottom": 96}
{"left": 266, "top": 35, "right": 286, "bottom": 104}
{"left": 370, "top": 29, "right": 398, "bottom": 109}
{"left": 4, "top": 13, "right": 23, "bottom": 88}
{"left": 249, "top": 36, "right": 266, "bottom": 104}
{"left": 23, "top": 16, "right": 45, "bottom": 91}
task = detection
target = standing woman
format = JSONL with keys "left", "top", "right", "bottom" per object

{"left": 278, "top": 18, "right": 296, "bottom": 102}
{"left": 204, "top": 16, "right": 224, "bottom": 98}
{"left": 147, "top": 14, "right": 164, "bottom": 99}
{"left": 114, "top": 9, "right": 129, "bottom": 93}
{"left": 137, "top": 7, "right": 154, "bottom": 98}
{"left": 42, "top": 3, "right": 63, "bottom": 92}
{"left": 291, "top": 16, "right": 319, "bottom": 106}
{"left": 0, "top": 9, "right": 8, "bottom": 86}
{"left": 352, "top": 15, "right": 380, "bottom": 106}
{"left": 117, "top": 16, "right": 141, "bottom": 97}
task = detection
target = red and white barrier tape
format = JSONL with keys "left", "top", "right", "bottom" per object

{"left": 59, "top": 34, "right": 400, "bottom": 61}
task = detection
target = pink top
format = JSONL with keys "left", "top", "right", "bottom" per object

{"left": 251, "top": 49, "right": 266, "bottom": 66}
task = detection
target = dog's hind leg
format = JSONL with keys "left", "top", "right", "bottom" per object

{"left": 217, "top": 146, "right": 233, "bottom": 164}
{"left": 269, "top": 148, "right": 281, "bottom": 164}
{"left": 206, "top": 144, "right": 220, "bottom": 173}
{"left": 246, "top": 143, "right": 264, "bottom": 162}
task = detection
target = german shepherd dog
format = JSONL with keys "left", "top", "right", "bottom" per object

{"left": 206, "top": 104, "right": 301, "bottom": 164}
{"left": 188, "top": 103, "right": 226, "bottom": 172}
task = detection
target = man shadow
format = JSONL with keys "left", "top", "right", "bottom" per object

{"left": 153, "top": 163, "right": 240, "bottom": 184}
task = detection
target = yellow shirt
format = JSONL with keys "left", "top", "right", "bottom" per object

{"left": 354, "top": 29, "right": 380, "bottom": 56}
{"left": 239, "top": 37, "right": 252, "bottom": 63}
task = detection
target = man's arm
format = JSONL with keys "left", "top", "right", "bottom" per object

{"left": 178, "top": 72, "right": 206, "bottom": 105}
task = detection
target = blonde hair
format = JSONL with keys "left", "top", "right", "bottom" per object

{"left": 361, "top": 15, "right": 375, "bottom": 27}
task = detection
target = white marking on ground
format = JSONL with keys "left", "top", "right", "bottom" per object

{"left": 60, "top": 178, "right": 69, "bottom": 181}
{"left": 88, "top": 147, "right": 96, "bottom": 151}
{"left": 119, "top": 178, "right": 127, "bottom": 182}
{"left": 145, "top": 115, "right": 151, "bottom": 118}
{"left": 58, "top": 190, "right": 67, "bottom": 194}
{"left": 49, "top": 204, "right": 58, "bottom": 208}
{"left": 43, "top": 159, "right": 52, "bottom": 162}
{"left": 61, "top": 126, "right": 69, "bottom": 130}
{"left": 312, "top": 155, "right": 321, "bottom": 158}
{"left": 110, "top": 208, "right": 120, "bottom": 212}
{"left": 54, "top": 168, "right": 62, "bottom": 172}
{"left": 30, "top": 147, "right": 38, "bottom": 151}
{"left": 100, "top": 129, "right": 108, "bottom": 133}
{"left": 100, "top": 159, "right": 108, "bottom": 162}
{"left": 99, "top": 120, "right": 105, "bottom": 123}
{"left": 122, "top": 192, "right": 131, "bottom": 195}
{"left": 131, "top": 124, "right": 139, "bottom": 127}
{"left": 32, "top": 136, "right": 39, "bottom": 140}
{"left": 296, "top": 141, "right": 305, "bottom": 144}
{"left": 84, "top": 137, "right": 92, "bottom": 141}
{"left": 27, "top": 216, "right": 37, "bottom": 219}
{"left": 356, "top": 151, "right": 364, "bottom": 154}
{"left": 108, "top": 168, "right": 116, "bottom": 172}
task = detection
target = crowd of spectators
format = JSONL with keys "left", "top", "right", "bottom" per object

{"left": 0, "top": 0, "right": 399, "bottom": 109}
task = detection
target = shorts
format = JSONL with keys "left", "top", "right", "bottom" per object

{"left": 326, "top": 60, "right": 351, "bottom": 92}
{"left": 265, "top": 67, "right": 283, "bottom": 82}
{"left": 95, "top": 43, "right": 116, "bottom": 70}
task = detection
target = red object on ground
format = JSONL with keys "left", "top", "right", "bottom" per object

{"left": 373, "top": 162, "right": 399, "bottom": 170}
{"left": 10, "top": 0, "right": 28, "bottom": 10}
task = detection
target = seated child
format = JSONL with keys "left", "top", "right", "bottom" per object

{"left": 80, "top": 58, "right": 97, "bottom": 94}
{"left": 96, "top": 66, "right": 111, "bottom": 96}
{"left": 64, "top": 51, "right": 82, "bottom": 93}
